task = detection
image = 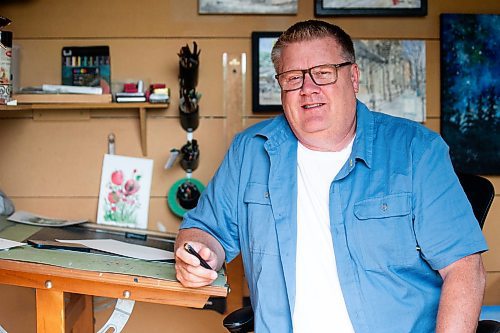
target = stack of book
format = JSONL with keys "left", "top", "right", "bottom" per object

{"left": 114, "top": 91, "right": 146, "bottom": 103}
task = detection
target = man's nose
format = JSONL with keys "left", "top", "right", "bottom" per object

{"left": 301, "top": 72, "right": 320, "bottom": 92}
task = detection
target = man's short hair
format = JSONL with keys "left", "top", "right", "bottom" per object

{"left": 271, "top": 20, "right": 355, "bottom": 72}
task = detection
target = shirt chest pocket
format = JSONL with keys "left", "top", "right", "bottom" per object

{"left": 353, "top": 193, "right": 417, "bottom": 270}
{"left": 244, "top": 183, "right": 279, "bottom": 256}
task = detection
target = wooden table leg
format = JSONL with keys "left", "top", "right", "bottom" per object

{"left": 66, "top": 294, "right": 95, "bottom": 333}
{"left": 36, "top": 289, "right": 65, "bottom": 333}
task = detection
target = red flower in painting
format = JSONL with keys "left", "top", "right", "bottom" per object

{"left": 124, "top": 179, "right": 140, "bottom": 196}
{"left": 111, "top": 170, "right": 124, "bottom": 185}
{"left": 108, "top": 191, "right": 120, "bottom": 204}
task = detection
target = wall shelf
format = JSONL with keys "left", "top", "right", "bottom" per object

{"left": 0, "top": 102, "right": 170, "bottom": 156}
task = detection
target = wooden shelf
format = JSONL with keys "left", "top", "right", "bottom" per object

{"left": 0, "top": 102, "right": 168, "bottom": 111}
{"left": 0, "top": 102, "right": 170, "bottom": 156}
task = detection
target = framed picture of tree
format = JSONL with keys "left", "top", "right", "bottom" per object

{"left": 354, "top": 39, "right": 426, "bottom": 122}
{"left": 440, "top": 14, "right": 500, "bottom": 174}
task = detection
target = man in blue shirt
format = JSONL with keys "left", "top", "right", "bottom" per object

{"left": 174, "top": 20, "right": 487, "bottom": 332}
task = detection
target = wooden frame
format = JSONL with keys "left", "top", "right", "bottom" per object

{"left": 315, "top": 0, "right": 427, "bottom": 17}
{"left": 251, "top": 31, "right": 283, "bottom": 113}
{"left": 199, "top": 0, "right": 298, "bottom": 14}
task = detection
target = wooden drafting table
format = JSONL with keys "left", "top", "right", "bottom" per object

{"left": 0, "top": 217, "right": 228, "bottom": 333}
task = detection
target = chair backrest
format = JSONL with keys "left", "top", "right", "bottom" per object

{"left": 457, "top": 173, "right": 495, "bottom": 229}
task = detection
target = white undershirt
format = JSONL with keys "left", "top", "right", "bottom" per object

{"left": 293, "top": 140, "right": 355, "bottom": 333}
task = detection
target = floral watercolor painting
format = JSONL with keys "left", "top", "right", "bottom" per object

{"left": 97, "top": 154, "right": 153, "bottom": 229}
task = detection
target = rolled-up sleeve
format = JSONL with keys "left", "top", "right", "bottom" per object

{"left": 412, "top": 136, "right": 488, "bottom": 270}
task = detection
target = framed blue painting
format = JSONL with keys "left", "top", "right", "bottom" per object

{"left": 440, "top": 14, "right": 500, "bottom": 175}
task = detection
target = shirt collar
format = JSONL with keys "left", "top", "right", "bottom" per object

{"left": 255, "top": 115, "right": 296, "bottom": 152}
{"left": 352, "top": 99, "right": 374, "bottom": 169}
{"left": 253, "top": 100, "right": 374, "bottom": 169}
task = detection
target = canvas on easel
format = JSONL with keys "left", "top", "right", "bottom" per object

{"left": 97, "top": 154, "right": 153, "bottom": 229}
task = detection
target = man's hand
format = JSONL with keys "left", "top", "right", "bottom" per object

{"left": 175, "top": 241, "right": 218, "bottom": 288}
{"left": 174, "top": 228, "right": 225, "bottom": 288}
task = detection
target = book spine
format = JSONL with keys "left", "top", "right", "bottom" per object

{"left": 115, "top": 97, "right": 146, "bottom": 103}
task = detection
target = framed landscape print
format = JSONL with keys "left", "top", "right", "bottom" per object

{"left": 250, "top": 34, "right": 426, "bottom": 119}
{"left": 440, "top": 14, "right": 500, "bottom": 174}
{"left": 354, "top": 39, "right": 426, "bottom": 122}
{"left": 200, "top": 0, "right": 297, "bottom": 14}
{"left": 251, "top": 31, "right": 282, "bottom": 113}
{"left": 315, "top": 0, "right": 427, "bottom": 17}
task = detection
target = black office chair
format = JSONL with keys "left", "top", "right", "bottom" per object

{"left": 223, "top": 173, "right": 498, "bottom": 333}
{"left": 457, "top": 173, "right": 499, "bottom": 333}
{"left": 457, "top": 173, "right": 495, "bottom": 229}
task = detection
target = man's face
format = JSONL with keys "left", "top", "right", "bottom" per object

{"left": 278, "top": 37, "right": 360, "bottom": 150}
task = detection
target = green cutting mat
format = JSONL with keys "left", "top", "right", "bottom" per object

{"left": 0, "top": 217, "right": 226, "bottom": 286}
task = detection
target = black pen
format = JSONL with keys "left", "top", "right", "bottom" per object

{"left": 184, "top": 243, "right": 213, "bottom": 270}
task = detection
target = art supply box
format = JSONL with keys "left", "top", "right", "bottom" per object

{"left": 62, "top": 46, "right": 110, "bottom": 89}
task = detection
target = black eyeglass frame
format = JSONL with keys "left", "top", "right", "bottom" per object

{"left": 275, "top": 61, "right": 353, "bottom": 92}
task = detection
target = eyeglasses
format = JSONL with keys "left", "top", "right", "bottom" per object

{"left": 275, "top": 62, "right": 353, "bottom": 92}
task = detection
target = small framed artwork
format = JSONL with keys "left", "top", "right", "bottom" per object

{"left": 97, "top": 154, "right": 154, "bottom": 229}
{"left": 440, "top": 14, "right": 500, "bottom": 175}
{"left": 315, "top": 0, "right": 427, "bottom": 17}
{"left": 252, "top": 31, "right": 282, "bottom": 113}
{"left": 199, "top": 0, "right": 297, "bottom": 14}
{"left": 354, "top": 39, "right": 426, "bottom": 122}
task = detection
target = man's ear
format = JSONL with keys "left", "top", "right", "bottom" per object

{"left": 351, "top": 64, "right": 360, "bottom": 93}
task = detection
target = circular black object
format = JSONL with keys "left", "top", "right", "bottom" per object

{"left": 223, "top": 306, "right": 254, "bottom": 333}
{"left": 176, "top": 181, "right": 201, "bottom": 210}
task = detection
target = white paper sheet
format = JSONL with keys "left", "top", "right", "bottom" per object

{"left": 0, "top": 237, "right": 25, "bottom": 250}
{"left": 55, "top": 239, "right": 173, "bottom": 261}
{"left": 8, "top": 210, "right": 87, "bottom": 227}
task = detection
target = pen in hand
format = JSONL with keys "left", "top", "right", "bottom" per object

{"left": 183, "top": 243, "right": 213, "bottom": 270}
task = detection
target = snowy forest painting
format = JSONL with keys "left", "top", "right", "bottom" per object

{"left": 355, "top": 40, "right": 426, "bottom": 122}
{"left": 440, "top": 14, "right": 499, "bottom": 174}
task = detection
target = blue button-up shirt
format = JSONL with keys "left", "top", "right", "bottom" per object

{"left": 181, "top": 100, "right": 487, "bottom": 332}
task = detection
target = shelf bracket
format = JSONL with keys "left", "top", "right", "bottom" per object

{"left": 139, "top": 107, "right": 147, "bottom": 156}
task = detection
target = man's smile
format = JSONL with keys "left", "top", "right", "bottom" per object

{"left": 302, "top": 103, "right": 325, "bottom": 109}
